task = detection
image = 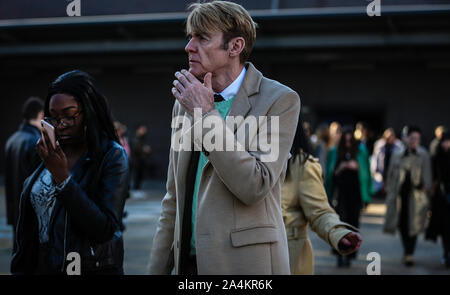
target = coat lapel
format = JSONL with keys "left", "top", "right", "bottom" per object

{"left": 227, "top": 62, "right": 262, "bottom": 133}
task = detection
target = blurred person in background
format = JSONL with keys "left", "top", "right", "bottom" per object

{"left": 282, "top": 119, "right": 361, "bottom": 274}
{"left": 303, "top": 121, "right": 313, "bottom": 146}
{"left": 371, "top": 128, "right": 404, "bottom": 198}
{"left": 384, "top": 126, "right": 432, "bottom": 267}
{"left": 401, "top": 125, "right": 410, "bottom": 145}
{"left": 312, "top": 123, "right": 330, "bottom": 176}
{"left": 355, "top": 121, "right": 376, "bottom": 155}
{"left": 114, "top": 121, "right": 131, "bottom": 159}
{"left": 11, "top": 70, "right": 129, "bottom": 275}
{"left": 425, "top": 131, "right": 450, "bottom": 268}
{"left": 429, "top": 125, "right": 447, "bottom": 158}
{"left": 131, "top": 124, "right": 152, "bottom": 190}
{"left": 325, "top": 127, "right": 373, "bottom": 267}
{"left": 354, "top": 122, "right": 367, "bottom": 147}
{"left": 328, "top": 121, "right": 342, "bottom": 150}
{"left": 5, "top": 97, "right": 44, "bottom": 251}
{"left": 114, "top": 121, "right": 131, "bottom": 231}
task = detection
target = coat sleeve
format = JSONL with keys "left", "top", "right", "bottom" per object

{"left": 192, "top": 90, "right": 300, "bottom": 206}
{"left": 148, "top": 102, "right": 179, "bottom": 274}
{"left": 55, "top": 143, "right": 129, "bottom": 243}
{"left": 148, "top": 157, "right": 176, "bottom": 274}
{"left": 385, "top": 153, "right": 399, "bottom": 202}
{"left": 298, "top": 160, "right": 359, "bottom": 255}
{"left": 383, "top": 153, "right": 400, "bottom": 234}
{"left": 4, "top": 142, "right": 14, "bottom": 225}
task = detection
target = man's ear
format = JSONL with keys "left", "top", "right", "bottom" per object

{"left": 228, "top": 37, "right": 245, "bottom": 58}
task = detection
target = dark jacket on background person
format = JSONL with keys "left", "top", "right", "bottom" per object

{"left": 11, "top": 138, "right": 129, "bottom": 275}
{"left": 426, "top": 144, "right": 450, "bottom": 242}
{"left": 131, "top": 135, "right": 149, "bottom": 161}
{"left": 5, "top": 123, "right": 41, "bottom": 227}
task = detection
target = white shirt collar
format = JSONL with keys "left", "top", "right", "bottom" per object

{"left": 215, "top": 66, "right": 246, "bottom": 101}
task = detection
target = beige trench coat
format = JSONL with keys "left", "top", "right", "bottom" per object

{"left": 282, "top": 153, "right": 359, "bottom": 275}
{"left": 149, "top": 63, "right": 300, "bottom": 275}
{"left": 383, "top": 147, "right": 432, "bottom": 236}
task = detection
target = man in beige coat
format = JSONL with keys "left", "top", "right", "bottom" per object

{"left": 149, "top": 1, "right": 300, "bottom": 275}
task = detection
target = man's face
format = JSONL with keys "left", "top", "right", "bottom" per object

{"left": 387, "top": 134, "right": 396, "bottom": 145}
{"left": 137, "top": 126, "right": 147, "bottom": 137}
{"left": 185, "top": 30, "right": 230, "bottom": 79}
{"left": 407, "top": 131, "right": 421, "bottom": 150}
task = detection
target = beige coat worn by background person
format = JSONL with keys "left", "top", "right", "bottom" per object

{"left": 149, "top": 63, "right": 300, "bottom": 275}
{"left": 383, "top": 147, "right": 432, "bottom": 236}
{"left": 282, "top": 152, "right": 359, "bottom": 275}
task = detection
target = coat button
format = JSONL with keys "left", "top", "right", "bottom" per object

{"left": 96, "top": 262, "right": 100, "bottom": 267}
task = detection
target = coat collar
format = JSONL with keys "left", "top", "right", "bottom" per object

{"left": 227, "top": 62, "right": 263, "bottom": 132}
{"left": 216, "top": 66, "right": 246, "bottom": 101}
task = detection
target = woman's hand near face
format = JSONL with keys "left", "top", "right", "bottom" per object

{"left": 37, "top": 128, "right": 70, "bottom": 185}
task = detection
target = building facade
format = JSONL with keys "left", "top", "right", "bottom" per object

{"left": 1, "top": 0, "right": 450, "bottom": 178}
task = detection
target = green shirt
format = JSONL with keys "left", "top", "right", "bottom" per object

{"left": 190, "top": 97, "right": 235, "bottom": 256}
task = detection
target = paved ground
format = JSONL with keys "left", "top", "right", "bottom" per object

{"left": 312, "top": 203, "right": 450, "bottom": 275}
{"left": 1, "top": 181, "right": 449, "bottom": 275}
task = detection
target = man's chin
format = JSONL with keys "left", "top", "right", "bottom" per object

{"left": 188, "top": 68, "right": 206, "bottom": 81}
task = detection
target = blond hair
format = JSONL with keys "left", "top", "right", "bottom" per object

{"left": 186, "top": 1, "right": 257, "bottom": 63}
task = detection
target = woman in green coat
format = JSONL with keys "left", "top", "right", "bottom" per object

{"left": 324, "top": 127, "right": 373, "bottom": 266}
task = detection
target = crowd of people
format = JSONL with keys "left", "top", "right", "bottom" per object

{"left": 2, "top": 1, "right": 449, "bottom": 275}
{"left": 303, "top": 120, "right": 450, "bottom": 268}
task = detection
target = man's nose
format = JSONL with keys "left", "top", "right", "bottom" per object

{"left": 185, "top": 38, "right": 196, "bottom": 53}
